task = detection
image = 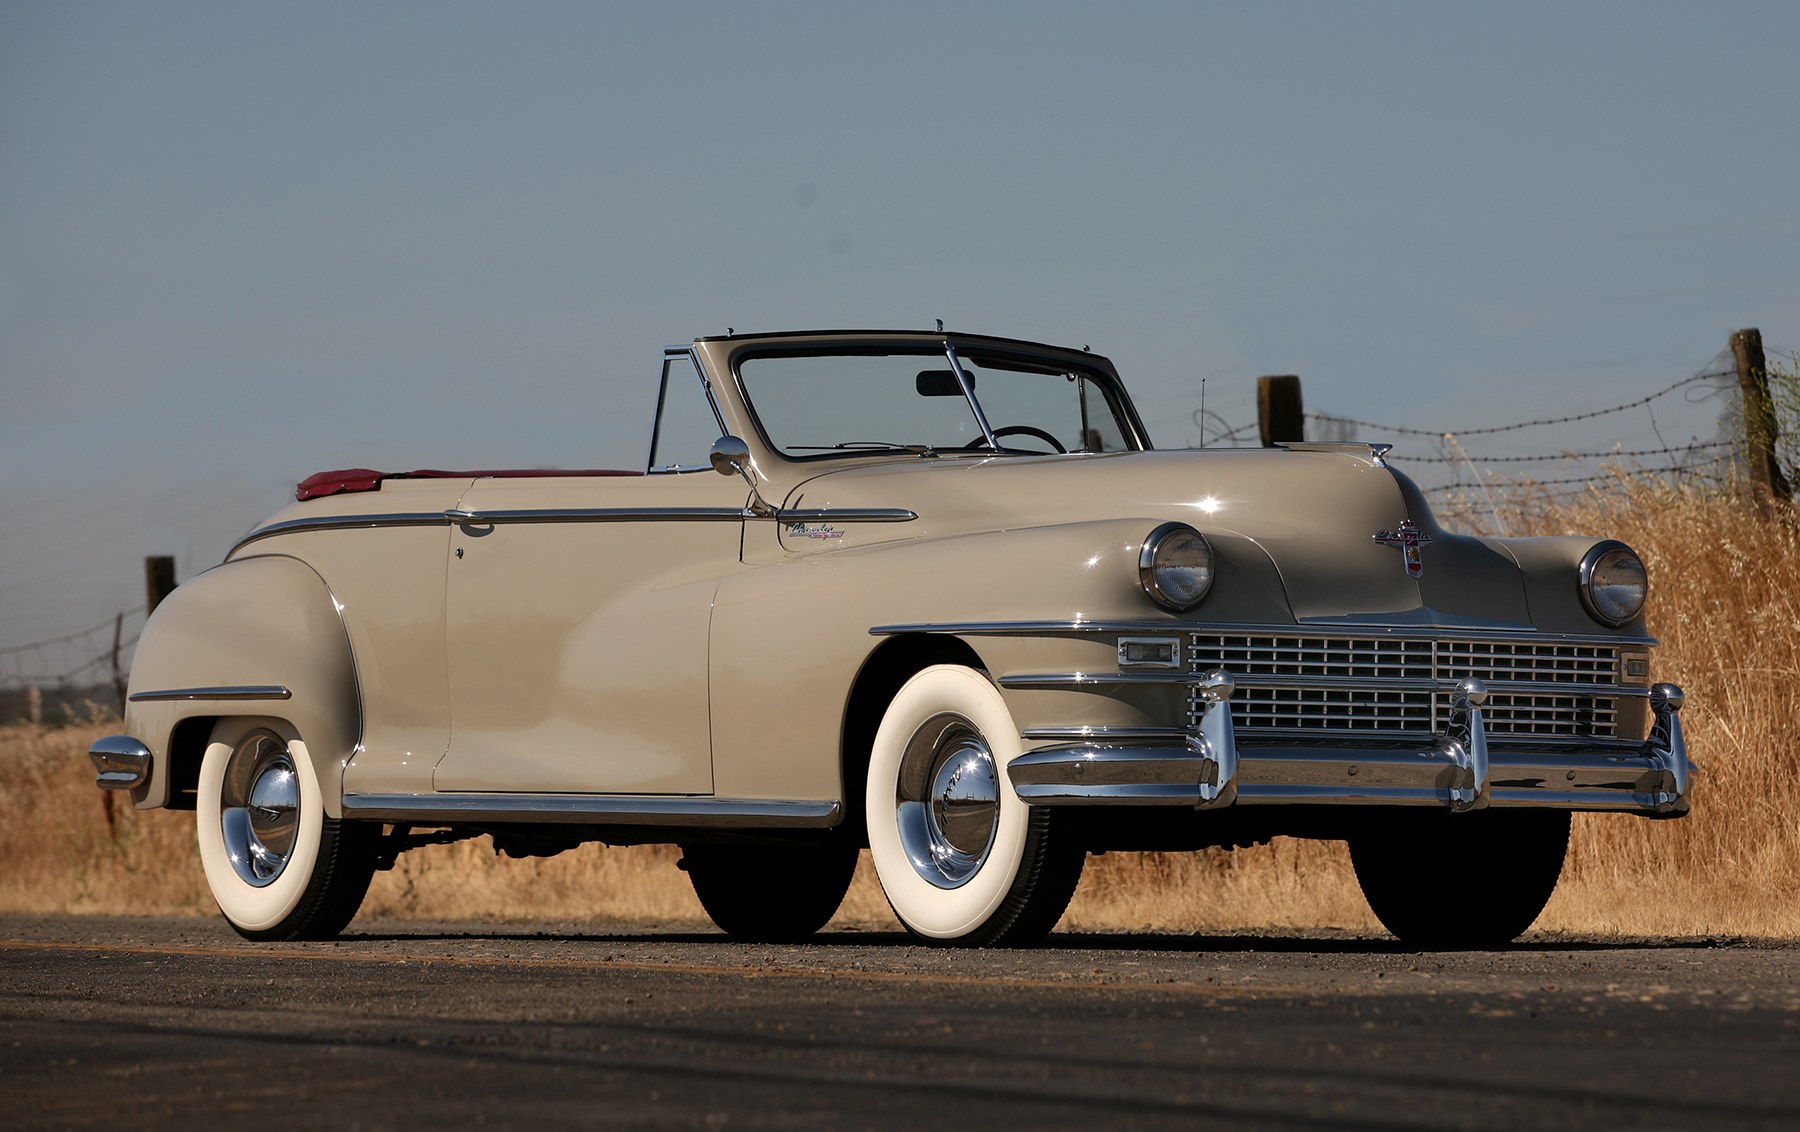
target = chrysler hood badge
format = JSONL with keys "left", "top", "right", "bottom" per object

{"left": 1373, "top": 519, "right": 1431, "bottom": 578}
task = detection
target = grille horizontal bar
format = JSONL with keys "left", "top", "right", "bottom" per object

{"left": 1190, "top": 632, "right": 1624, "bottom": 738}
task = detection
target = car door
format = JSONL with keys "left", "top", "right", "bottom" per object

{"left": 432, "top": 350, "right": 738, "bottom": 795}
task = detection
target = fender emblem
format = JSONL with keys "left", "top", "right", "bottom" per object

{"left": 1373, "top": 519, "right": 1431, "bottom": 578}
{"left": 785, "top": 522, "right": 845, "bottom": 540}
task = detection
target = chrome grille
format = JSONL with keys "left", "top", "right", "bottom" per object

{"left": 1189, "top": 632, "right": 1622, "bottom": 739}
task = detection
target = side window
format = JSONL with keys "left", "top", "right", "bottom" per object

{"left": 649, "top": 353, "right": 725, "bottom": 473}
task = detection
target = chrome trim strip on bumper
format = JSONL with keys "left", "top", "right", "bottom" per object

{"left": 872, "top": 620, "right": 1658, "bottom": 649}
{"left": 342, "top": 793, "right": 843, "bottom": 828}
{"left": 128, "top": 685, "right": 293, "bottom": 703}
{"left": 89, "top": 735, "right": 153, "bottom": 790}
{"left": 1005, "top": 676, "right": 1691, "bottom": 817}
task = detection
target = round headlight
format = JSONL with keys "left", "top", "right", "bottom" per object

{"left": 1140, "top": 522, "right": 1214, "bottom": 611}
{"left": 1579, "top": 541, "right": 1647, "bottom": 627}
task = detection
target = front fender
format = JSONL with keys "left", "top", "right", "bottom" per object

{"left": 123, "top": 554, "right": 360, "bottom": 815}
{"left": 708, "top": 517, "right": 1291, "bottom": 801}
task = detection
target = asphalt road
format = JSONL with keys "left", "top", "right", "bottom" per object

{"left": 1, "top": 915, "right": 1795, "bottom": 1130}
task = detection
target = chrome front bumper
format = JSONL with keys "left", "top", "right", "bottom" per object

{"left": 1007, "top": 674, "right": 1691, "bottom": 817}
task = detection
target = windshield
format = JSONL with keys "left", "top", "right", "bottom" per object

{"left": 735, "top": 345, "right": 1138, "bottom": 459}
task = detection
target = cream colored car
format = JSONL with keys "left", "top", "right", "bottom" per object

{"left": 90, "top": 329, "right": 1690, "bottom": 947}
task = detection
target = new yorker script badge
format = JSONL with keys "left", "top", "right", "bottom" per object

{"left": 1373, "top": 519, "right": 1431, "bottom": 578}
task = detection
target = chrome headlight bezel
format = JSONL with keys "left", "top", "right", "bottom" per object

{"left": 1139, "top": 522, "right": 1215, "bottom": 611}
{"left": 1578, "top": 540, "right": 1648, "bottom": 627}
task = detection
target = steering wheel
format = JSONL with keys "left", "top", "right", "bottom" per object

{"left": 961, "top": 425, "right": 1068, "bottom": 454}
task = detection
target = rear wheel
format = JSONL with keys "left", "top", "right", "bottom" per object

{"left": 196, "top": 717, "right": 377, "bottom": 941}
{"left": 1350, "top": 810, "right": 1571, "bottom": 948}
{"left": 682, "top": 843, "right": 859, "bottom": 942}
{"left": 865, "top": 665, "right": 1084, "bottom": 947}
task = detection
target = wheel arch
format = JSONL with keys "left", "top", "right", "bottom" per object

{"left": 122, "top": 553, "right": 361, "bottom": 817}
{"left": 838, "top": 633, "right": 985, "bottom": 843}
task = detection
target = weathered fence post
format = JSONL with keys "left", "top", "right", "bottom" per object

{"left": 1731, "top": 327, "right": 1791, "bottom": 515}
{"left": 1257, "top": 375, "right": 1304, "bottom": 446}
{"left": 145, "top": 556, "right": 177, "bottom": 614}
{"left": 26, "top": 685, "right": 42, "bottom": 725}
{"left": 110, "top": 612, "right": 126, "bottom": 716}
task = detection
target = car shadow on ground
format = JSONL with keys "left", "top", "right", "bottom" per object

{"left": 334, "top": 924, "right": 1763, "bottom": 953}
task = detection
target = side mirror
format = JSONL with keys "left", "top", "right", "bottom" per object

{"left": 709, "top": 435, "right": 774, "bottom": 517}
{"left": 709, "top": 435, "right": 752, "bottom": 477}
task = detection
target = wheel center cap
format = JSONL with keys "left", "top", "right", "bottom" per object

{"left": 246, "top": 761, "right": 299, "bottom": 856}
{"left": 930, "top": 743, "right": 999, "bottom": 857}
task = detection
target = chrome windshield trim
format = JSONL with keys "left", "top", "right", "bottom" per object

{"left": 871, "top": 620, "right": 1658, "bottom": 649}
{"left": 943, "top": 339, "right": 1000, "bottom": 450}
{"left": 342, "top": 793, "right": 842, "bottom": 828}
{"left": 129, "top": 685, "right": 293, "bottom": 703}
{"left": 233, "top": 512, "right": 449, "bottom": 554}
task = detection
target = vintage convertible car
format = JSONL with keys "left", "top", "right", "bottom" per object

{"left": 89, "top": 329, "right": 1691, "bottom": 947}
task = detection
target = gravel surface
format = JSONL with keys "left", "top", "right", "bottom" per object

{"left": 2, "top": 915, "right": 1796, "bottom": 1129}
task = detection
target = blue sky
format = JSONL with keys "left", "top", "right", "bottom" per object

{"left": 3, "top": 1, "right": 1797, "bottom": 675}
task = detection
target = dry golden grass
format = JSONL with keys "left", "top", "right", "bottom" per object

{"left": 4, "top": 473, "right": 1794, "bottom": 937}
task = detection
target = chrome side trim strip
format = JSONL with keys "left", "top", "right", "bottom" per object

{"left": 233, "top": 512, "right": 449, "bottom": 554}
{"left": 443, "top": 506, "right": 919, "bottom": 526}
{"left": 89, "top": 735, "right": 153, "bottom": 790}
{"left": 771, "top": 507, "right": 918, "bottom": 523}
{"left": 342, "top": 793, "right": 843, "bottom": 828}
{"left": 129, "top": 685, "right": 293, "bottom": 703}
{"left": 239, "top": 503, "right": 918, "bottom": 553}
{"left": 1000, "top": 672, "right": 1195, "bottom": 688}
{"left": 873, "top": 620, "right": 1657, "bottom": 648}
{"left": 1020, "top": 725, "right": 1191, "bottom": 741}
{"left": 447, "top": 507, "right": 746, "bottom": 525}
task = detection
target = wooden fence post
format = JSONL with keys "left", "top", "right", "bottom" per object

{"left": 110, "top": 612, "right": 126, "bottom": 716}
{"left": 145, "top": 556, "right": 177, "bottom": 615}
{"left": 26, "top": 685, "right": 42, "bottom": 725}
{"left": 1257, "top": 375, "right": 1304, "bottom": 446}
{"left": 1731, "top": 328, "right": 1791, "bottom": 515}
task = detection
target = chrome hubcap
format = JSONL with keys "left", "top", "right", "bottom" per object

{"left": 896, "top": 713, "right": 1000, "bottom": 889}
{"left": 219, "top": 730, "right": 300, "bottom": 888}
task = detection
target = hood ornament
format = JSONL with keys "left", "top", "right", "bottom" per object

{"left": 1373, "top": 519, "right": 1431, "bottom": 578}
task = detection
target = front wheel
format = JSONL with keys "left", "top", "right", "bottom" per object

{"left": 196, "top": 717, "right": 377, "bottom": 941}
{"left": 865, "top": 665, "right": 1084, "bottom": 947}
{"left": 1350, "top": 810, "right": 1571, "bottom": 948}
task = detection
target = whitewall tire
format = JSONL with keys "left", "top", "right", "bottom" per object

{"left": 865, "top": 665, "right": 1084, "bottom": 946}
{"left": 196, "top": 717, "right": 376, "bottom": 941}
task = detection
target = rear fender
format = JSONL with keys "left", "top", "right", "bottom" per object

{"left": 122, "top": 554, "right": 360, "bottom": 816}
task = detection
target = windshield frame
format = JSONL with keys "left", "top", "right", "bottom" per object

{"left": 725, "top": 335, "right": 1152, "bottom": 463}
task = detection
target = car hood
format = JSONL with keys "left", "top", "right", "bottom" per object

{"left": 776, "top": 447, "right": 1533, "bottom": 627}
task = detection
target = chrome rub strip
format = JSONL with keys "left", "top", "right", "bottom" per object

{"left": 343, "top": 793, "right": 843, "bottom": 828}
{"left": 129, "top": 685, "right": 293, "bottom": 703}
{"left": 233, "top": 512, "right": 448, "bottom": 554}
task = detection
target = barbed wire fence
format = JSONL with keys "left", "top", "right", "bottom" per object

{"left": 1191, "top": 335, "right": 1795, "bottom": 532}
{"left": 0, "top": 609, "right": 146, "bottom": 722}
